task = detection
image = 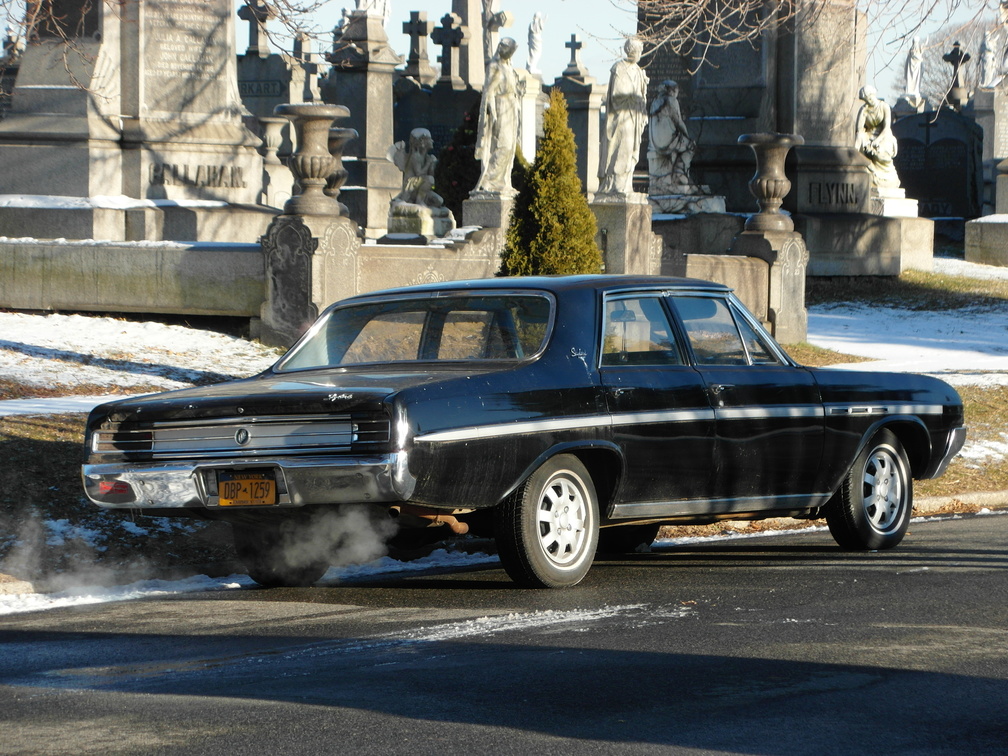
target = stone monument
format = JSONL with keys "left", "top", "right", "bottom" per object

{"left": 894, "top": 36, "right": 926, "bottom": 117}
{"left": 893, "top": 109, "right": 983, "bottom": 219}
{"left": 464, "top": 36, "right": 521, "bottom": 229}
{"left": 321, "top": 9, "right": 403, "bottom": 238}
{"left": 386, "top": 127, "right": 457, "bottom": 239}
{"left": 943, "top": 41, "right": 971, "bottom": 112}
{"left": 647, "top": 80, "right": 725, "bottom": 214}
{"left": 591, "top": 37, "right": 660, "bottom": 276}
{"left": 0, "top": 0, "right": 272, "bottom": 242}
{"left": 552, "top": 35, "right": 603, "bottom": 196}
{"left": 854, "top": 84, "right": 917, "bottom": 216}
{"left": 727, "top": 134, "right": 808, "bottom": 344}
{"left": 598, "top": 37, "right": 648, "bottom": 197}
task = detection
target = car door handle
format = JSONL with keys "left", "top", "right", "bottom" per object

{"left": 710, "top": 384, "right": 734, "bottom": 395}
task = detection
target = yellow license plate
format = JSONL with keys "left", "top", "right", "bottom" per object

{"left": 218, "top": 471, "right": 276, "bottom": 507}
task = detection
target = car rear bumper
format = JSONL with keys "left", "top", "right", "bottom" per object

{"left": 82, "top": 453, "right": 416, "bottom": 510}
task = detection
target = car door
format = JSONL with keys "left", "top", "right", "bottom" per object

{"left": 597, "top": 292, "right": 716, "bottom": 511}
{"left": 669, "top": 294, "right": 825, "bottom": 507}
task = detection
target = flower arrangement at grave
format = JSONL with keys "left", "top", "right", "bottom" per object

{"left": 500, "top": 89, "right": 602, "bottom": 276}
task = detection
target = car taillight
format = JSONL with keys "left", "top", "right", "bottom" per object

{"left": 98, "top": 481, "right": 131, "bottom": 496}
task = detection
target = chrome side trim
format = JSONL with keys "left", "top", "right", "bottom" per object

{"left": 825, "top": 403, "right": 945, "bottom": 417}
{"left": 717, "top": 405, "right": 824, "bottom": 421}
{"left": 415, "top": 408, "right": 716, "bottom": 443}
{"left": 609, "top": 492, "right": 834, "bottom": 519}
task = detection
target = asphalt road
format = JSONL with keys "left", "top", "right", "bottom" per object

{"left": 1, "top": 513, "right": 1006, "bottom": 755}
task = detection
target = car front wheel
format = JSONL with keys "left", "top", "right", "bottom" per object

{"left": 495, "top": 454, "right": 599, "bottom": 588}
{"left": 826, "top": 429, "right": 913, "bottom": 551}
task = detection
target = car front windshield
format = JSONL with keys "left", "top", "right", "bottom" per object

{"left": 276, "top": 293, "right": 554, "bottom": 371}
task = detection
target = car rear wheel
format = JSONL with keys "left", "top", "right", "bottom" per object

{"left": 232, "top": 523, "right": 329, "bottom": 588}
{"left": 826, "top": 429, "right": 912, "bottom": 551}
{"left": 495, "top": 454, "right": 599, "bottom": 588}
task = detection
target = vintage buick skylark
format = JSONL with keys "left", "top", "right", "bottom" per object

{"left": 82, "top": 276, "right": 966, "bottom": 588}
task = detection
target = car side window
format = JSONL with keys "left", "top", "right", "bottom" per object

{"left": 733, "top": 307, "right": 782, "bottom": 365}
{"left": 601, "top": 296, "right": 683, "bottom": 366}
{"left": 671, "top": 296, "right": 749, "bottom": 366}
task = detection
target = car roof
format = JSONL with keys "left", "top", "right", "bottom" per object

{"left": 343, "top": 275, "right": 731, "bottom": 302}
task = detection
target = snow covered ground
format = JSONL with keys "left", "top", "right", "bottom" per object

{"left": 1, "top": 255, "right": 1006, "bottom": 613}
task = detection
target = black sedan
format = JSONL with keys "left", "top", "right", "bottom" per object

{"left": 82, "top": 276, "right": 967, "bottom": 588}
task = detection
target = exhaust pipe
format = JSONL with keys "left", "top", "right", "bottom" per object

{"left": 389, "top": 505, "right": 470, "bottom": 535}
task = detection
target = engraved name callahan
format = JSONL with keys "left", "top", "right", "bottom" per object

{"left": 149, "top": 164, "right": 248, "bottom": 189}
{"left": 807, "top": 182, "right": 859, "bottom": 206}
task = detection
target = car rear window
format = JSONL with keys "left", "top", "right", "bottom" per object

{"left": 276, "top": 294, "right": 553, "bottom": 371}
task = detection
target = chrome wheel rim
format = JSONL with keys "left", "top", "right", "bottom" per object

{"left": 861, "top": 446, "right": 906, "bottom": 533}
{"left": 536, "top": 472, "right": 590, "bottom": 567}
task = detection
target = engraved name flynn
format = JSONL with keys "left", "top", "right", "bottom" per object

{"left": 807, "top": 181, "right": 860, "bottom": 208}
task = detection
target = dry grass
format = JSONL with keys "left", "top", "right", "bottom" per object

{"left": 807, "top": 269, "right": 1008, "bottom": 310}
{"left": 0, "top": 415, "right": 237, "bottom": 588}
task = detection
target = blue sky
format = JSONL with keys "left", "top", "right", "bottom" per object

{"left": 247, "top": 0, "right": 993, "bottom": 103}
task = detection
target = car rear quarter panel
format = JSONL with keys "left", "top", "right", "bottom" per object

{"left": 399, "top": 289, "right": 611, "bottom": 510}
{"left": 810, "top": 368, "right": 963, "bottom": 489}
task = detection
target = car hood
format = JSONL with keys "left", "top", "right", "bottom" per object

{"left": 92, "top": 365, "right": 506, "bottom": 422}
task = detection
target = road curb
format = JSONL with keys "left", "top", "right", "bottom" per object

{"left": 915, "top": 490, "right": 1008, "bottom": 514}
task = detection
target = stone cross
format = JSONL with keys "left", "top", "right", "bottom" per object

{"left": 430, "top": 13, "right": 468, "bottom": 88}
{"left": 484, "top": 8, "right": 514, "bottom": 64}
{"left": 563, "top": 34, "right": 589, "bottom": 78}
{"left": 293, "top": 32, "right": 320, "bottom": 101}
{"left": 943, "top": 41, "right": 970, "bottom": 89}
{"left": 238, "top": 0, "right": 274, "bottom": 58}
{"left": 402, "top": 11, "right": 437, "bottom": 85}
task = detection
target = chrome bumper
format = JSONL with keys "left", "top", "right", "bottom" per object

{"left": 928, "top": 425, "right": 967, "bottom": 479}
{"left": 82, "top": 453, "right": 416, "bottom": 510}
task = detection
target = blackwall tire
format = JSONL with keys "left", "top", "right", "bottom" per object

{"left": 495, "top": 454, "right": 599, "bottom": 588}
{"left": 826, "top": 429, "right": 913, "bottom": 551}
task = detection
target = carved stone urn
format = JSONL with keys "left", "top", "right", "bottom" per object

{"left": 257, "top": 116, "right": 287, "bottom": 166}
{"left": 275, "top": 103, "right": 350, "bottom": 216}
{"left": 738, "top": 133, "right": 804, "bottom": 232}
{"left": 325, "top": 126, "right": 359, "bottom": 215}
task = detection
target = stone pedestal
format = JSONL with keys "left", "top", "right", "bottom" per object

{"left": 590, "top": 195, "right": 661, "bottom": 275}
{"left": 871, "top": 187, "right": 919, "bottom": 218}
{"left": 259, "top": 213, "right": 362, "bottom": 347}
{"left": 462, "top": 196, "right": 514, "bottom": 229}
{"left": 728, "top": 231, "right": 808, "bottom": 344}
{"left": 321, "top": 11, "right": 403, "bottom": 238}
{"left": 965, "top": 215, "right": 1008, "bottom": 267}
{"left": 796, "top": 215, "right": 934, "bottom": 276}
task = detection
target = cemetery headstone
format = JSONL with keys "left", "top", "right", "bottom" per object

{"left": 401, "top": 11, "right": 438, "bottom": 86}
{"left": 893, "top": 109, "right": 983, "bottom": 218}
{"left": 321, "top": 9, "right": 403, "bottom": 237}
{"left": 0, "top": 0, "right": 262, "bottom": 205}
{"left": 552, "top": 35, "right": 603, "bottom": 195}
